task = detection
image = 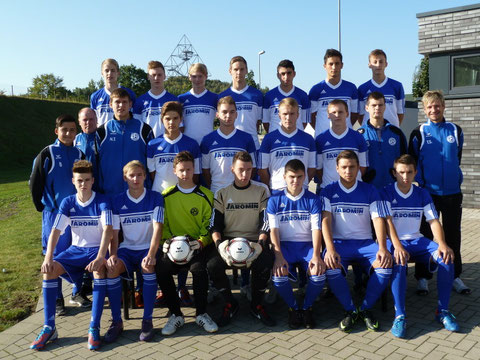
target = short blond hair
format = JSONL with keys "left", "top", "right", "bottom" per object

{"left": 189, "top": 63, "right": 208, "bottom": 76}
{"left": 101, "top": 58, "right": 119, "bottom": 71}
{"left": 123, "top": 160, "right": 146, "bottom": 176}
{"left": 217, "top": 95, "right": 236, "bottom": 109}
{"left": 422, "top": 90, "right": 445, "bottom": 107}
{"left": 279, "top": 97, "right": 299, "bottom": 111}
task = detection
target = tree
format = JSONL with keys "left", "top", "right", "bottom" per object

{"left": 28, "top": 73, "right": 68, "bottom": 99}
{"left": 412, "top": 56, "right": 429, "bottom": 98}
{"left": 118, "top": 64, "right": 149, "bottom": 95}
{"left": 164, "top": 76, "right": 191, "bottom": 96}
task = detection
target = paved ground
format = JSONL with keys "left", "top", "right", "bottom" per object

{"left": 1, "top": 209, "right": 479, "bottom": 359}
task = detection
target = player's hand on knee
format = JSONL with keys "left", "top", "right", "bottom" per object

{"left": 41, "top": 258, "right": 55, "bottom": 274}
{"left": 106, "top": 255, "right": 118, "bottom": 271}
{"left": 142, "top": 255, "right": 156, "bottom": 268}
{"left": 273, "top": 253, "right": 288, "bottom": 277}
{"left": 308, "top": 256, "right": 326, "bottom": 276}
{"left": 376, "top": 248, "right": 393, "bottom": 268}
{"left": 324, "top": 249, "right": 341, "bottom": 269}
{"left": 394, "top": 247, "right": 410, "bottom": 266}
{"left": 438, "top": 244, "right": 454, "bottom": 265}
{"left": 86, "top": 257, "right": 105, "bottom": 273}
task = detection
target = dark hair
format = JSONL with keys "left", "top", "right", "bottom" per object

{"left": 336, "top": 150, "right": 359, "bottom": 165}
{"left": 277, "top": 59, "right": 295, "bottom": 71}
{"left": 324, "top": 49, "right": 343, "bottom": 63}
{"left": 366, "top": 91, "right": 385, "bottom": 104}
{"left": 393, "top": 154, "right": 417, "bottom": 171}
{"left": 55, "top": 114, "right": 76, "bottom": 128}
{"left": 328, "top": 99, "right": 348, "bottom": 112}
{"left": 232, "top": 151, "right": 252, "bottom": 165}
{"left": 230, "top": 56, "right": 247, "bottom": 68}
{"left": 72, "top": 160, "right": 93, "bottom": 174}
{"left": 161, "top": 101, "right": 183, "bottom": 119}
{"left": 369, "top": 49, "right": 387, "bottom": 61}
{"left": 173, "top": 151, "right": 194, "bottom": 167}
{"left": 284, "top": 159, "right": 305, "bottom": 174}
{"left": 110, "top": 88, "right": 131, "bottom": 101}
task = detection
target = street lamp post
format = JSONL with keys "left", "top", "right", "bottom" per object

{"left": 258, "top": 50, "right": 265, "bottom": 90}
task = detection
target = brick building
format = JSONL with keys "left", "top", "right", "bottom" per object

{"left": 417, "top": 4, "right": 480, "bottom": 208}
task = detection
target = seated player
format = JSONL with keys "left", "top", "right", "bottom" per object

{"left": 201, "top": 96, "right": 257, "bottom": 194}
{"left": 105, "top": 161, "right": 164, "bottom": 343}
{"left": 258, "top": 98, "right": 316, "bottom": 192}
{"left": 321, "top": 150, "right": 392, "bottom": 332}
{"left": 267, "top": 159, "right": 326, "bottom": 329}
{"left": 156, "top": 151, "right": 218, "bottom": 335}
{"left": 30, "top": 160, "right": 112, "bottom": 351}
{"left": 209, "top": 151, "right": 275, "bottom": 326}
{"left": 383, "top": 154, "right": 458, "bottom": 338}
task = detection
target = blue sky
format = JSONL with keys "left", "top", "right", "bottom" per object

{"left": 1, "top": 0, "right": 478, "bottom": 95}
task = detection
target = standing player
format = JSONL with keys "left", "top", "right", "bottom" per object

{"left": 258, "top": 98, "right": 316, "bottom": 192}
{"left": 105, "top": 161, "right": 164, "bottom": 343}
{"left": 316, "top": 100, "right": 368, "bottom": 192}
{"left": 201, "top": 96, "right": 257, "bottom": 194}
{"left": 30, "top": 160, "right": 112, "bottom": 351}
{"left": 90, "top": 58, "right": 136, "bottom": 126}
{"left": 156, "top": 151, "right": 218, "bottom": 335}
{"left": 267, "top": 159, "right": 326, "bottom": 329}
{"left": 75, "top": 108, "right": 99, "bottom": 192}
{"left": 409, "top": 90, "right": 470, "bottom": 295}
{"left": 383, "top": 154, "right": 458, "bottom": 338}
{"left": 358, "top": 92, "right": 407, "bottom": 189}
{"left": 321, "top": 150, "right": 392, "bottom": 332}
{"left": 97, "top": 88, "right": 153, "bottom": 196}
{"left": 309, "top": 49, "right": 358, "bottom": 137}
{"left": 178, "top": 63, "right": 218, "bottom": 145}
{"left": 263, "top": 60, "right": 310, "bottom": 133}
{"left": 30, "top": 114, "right": 84, "bottom": 316}
{"left": 357, "top": 49, "right": 405, "bottom": 127}
{"left": 219, "top": 56, "right": 263, "bottom": 150}
{"left": 133, "top": 61, "right": 179, "bottom": 138}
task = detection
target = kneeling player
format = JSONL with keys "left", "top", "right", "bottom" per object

{"left": 156, "top": 151, "right": 218, "bottom": 335}
{"left": 383, "top": 154, "right": 458, "bottom": 337}
{"left": 31, "top": 160, "right": 112, "bottom": 351}
{"left": 321, "top": 150, "right": 392, "bottom": 332}
{"left": 106, "top": 161, "right": 164, "bottom": 343}
{"left": 209, "top": 151, "right": 275, "bottom": 326}
{"left": 267, "top": 159, "right": 326, "bottom": 329}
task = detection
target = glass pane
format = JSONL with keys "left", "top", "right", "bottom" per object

{"left": 454, "top": 55, "right": 480, "bottom": 87}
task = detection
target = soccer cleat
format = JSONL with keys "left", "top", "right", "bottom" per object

{"left": 358, "top": 309, "right": 379, "bottom": 332}
{"left": 87, "top": 327, "right": 101, "bottom": 351}
{"left": 139, "top": 319, "right": 154, "bottom": 342}
{"left": 70, "top": 292, "right": 92, "bottom": 308}
{"left": 30, "top": 325, "right": 58, "bottom": 350}
{"left": 288, "top": 308, "right": 303, "bottom": 329}
{"left": 240, "top": 285, "right": 252, "bottom": 301}
{"left": 196, "top": 313, "right": 218, "bottom": 333}
{"left": 251, "top": 304, "right": 276, "bottom": 326}
{"left": 134, "top": 291, "right": 144, "bottom": 308}
{"left": 453, "top": 278, "right": 471, "bottom": 295}
{"left": 55, "top": 298, "right": 66, "bottom": 316}
{"left": 303, "top": 307, "right": 315, "bottom": 329}
{"left": 217, "top": 301, "right": 239, "bottom": 327}
{"left": 436, "top": 310, "right": 460, "bottom": 332}
{"left": 103, "top": 320, "right": 123, "bottom": 343}
{"left": 416, "top": 278, "right": 429, "bottom": 296}
{"left": 339, "top": 310, "right": 358, "bottom": 333}
{"left": 161, "top": 314, "right": 185, "bottom": 335}
{"left": 391, "top": 315, "right": 407, "bottom": 338}
{"left": 178, "top": 287, "right": 194, "bottom": 307}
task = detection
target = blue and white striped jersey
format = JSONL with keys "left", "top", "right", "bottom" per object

{"left": 90, "top": 86, "right": 136, "bottom": 126}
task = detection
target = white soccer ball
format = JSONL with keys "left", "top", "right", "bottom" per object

{"left": 228, "top": 238, "right": 252, "bottom": 264}
{"left": 167, "top": 236, "right": 191, "bottom": 264}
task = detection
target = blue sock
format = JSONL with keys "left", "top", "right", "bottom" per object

{"left": 107, "top": 277, "right": 122, "bottom": 322}
{"left": 303, "top": 274, "right": 325, "bottom": 309}
{"left": 56, "top": 278, "right": 63, "bottom": 299}
{"left": 90, "top": 278, "right": 107, "bottom": 328}
{"left": 326, "top": 269, "right": 355, "bottom": 311}
{"left": 43, "top": 279, "right": 58, "bottom": 328}
{"left": 273, "top": 275, "right": 297, "bottom": 309}
{"left": 142, "top": 273, "right": 157, "bottom": 320}
{"left": 177, "top": 270, "right": 187, "bottom": 290}
{"left": 391, "top": 265, "right": 407, "bottom": 317}
{"left": 435, "top": 254, "right": 454, "bottom": 312}
{"left": 361, "top": 268, "right": 392, "bottom": 310}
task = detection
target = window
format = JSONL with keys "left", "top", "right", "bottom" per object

{"left": 452, "top": 54, "right": 480, "bottom": 90}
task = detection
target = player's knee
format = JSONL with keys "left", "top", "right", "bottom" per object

{"left": 272, "top": 275, "right": 289, "bottom": 288}
{"left": 308, "top": 274, "right": 326, "bottom": 287}
{"left": 373, "top": 267, "right": 392, "bottom": 279}
{"left": 326, "top": 268, "right": 343, "bottom": 280}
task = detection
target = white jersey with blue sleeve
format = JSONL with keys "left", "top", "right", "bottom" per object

{"left": 382, "top": 183, "right": 438, "bottom": 240}
{"left": 201, "top": 128, "right": 257, "bottom": 194}
{"left": 267, "top": 189, "right": 321, "bottom": 243}
{"left": 112, "top": 188, "right": 164, "bottom": 251}
{"left": 308, "top": 79, "right": 358, "bottom": 137}
{"left": 53, "top": 192, "right": 113, "bottom": 247}
{"left": 178, "top": 89, "right": 218, "bottom": 145}
{"left": 219, "top": 86, "right": 263, "bottom": 149}
{"left": 133, "top": 90, "right": 179, "bottom": 138}
{"left": 321, "top": 180, "right": 386, "bottom": 240}
{"left": 315, "top": 128, "right": 368, "bottom": 188}
{"left": 90, "top": 86, "right": 136, "bottom": 126}
{"left": 147, "top": 133, "right": 201, "bottom": 193}
{"left": 357, "top": 78, "right": 405, "bottom": 127}
{"left": 263, "top": 86, "right": 310, "bottom": 133}
{"left": 258, "top": 128, "right": 316, "bottom": 190}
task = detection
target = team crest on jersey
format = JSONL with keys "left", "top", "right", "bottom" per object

{"left": 388, "top": 137, "right": 397, "bottom": 146}
{"left": 131, "top": 133, "right": 140, "bottom": 141}
{"left": 446, "top": 135, "right": 455, "bottom": 143}
{"left": 190, "top": 207, "right": 199, "bottom": 216}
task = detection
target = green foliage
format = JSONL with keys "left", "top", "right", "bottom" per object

{"left": 205, "top": 79, "right": 230, "bottom": 94}
{"left": 164, "top": 76, "right": 191, "bottom": 96}
{"left": 27, "top": 73, "right": 68, "bottom": 99}
{"left": 118, "top": 64, "right": 150, "bottom": 95}
{"left": 412, "top": 56, "right": 429, "bottom": 98}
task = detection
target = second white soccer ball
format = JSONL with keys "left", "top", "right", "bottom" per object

{"left": 228, "top": 238, "right": 253, "bottom": 263}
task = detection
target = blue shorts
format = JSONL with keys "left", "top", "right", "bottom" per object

{"left": 117, "top": 248, "right": 150, "bottom": 279}
{"left": 280, "top": 241, "right": 314, "bottom": 276}
{"left": 54, "top": 246, "right": 99, "bottom": 284}
{"left": 332, "top": 239, "right": 379, "bottom": 271}
{"left": 42, "top": 210, "right": 72, "bottom": 255}
{"left": 387, "top": 237, "right": 439, "bottom": 272}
